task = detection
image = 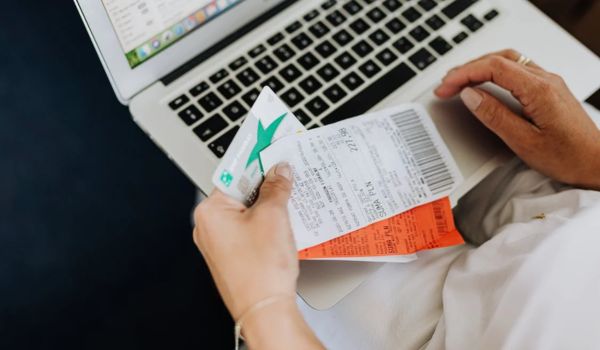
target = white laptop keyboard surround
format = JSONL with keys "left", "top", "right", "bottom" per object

{"left": 166, "top": 0, "right": 500, "bottom": 159}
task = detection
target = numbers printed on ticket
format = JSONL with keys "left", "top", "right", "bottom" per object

{"left": 260, "top": 104, "right": 463, "bottom": 250}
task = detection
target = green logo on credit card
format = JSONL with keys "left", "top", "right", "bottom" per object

{"left": 245, "top": 113, "right": 286, "bottom": 173}
{"left": 220, "top": 170, "right": 233, "bottom": 187}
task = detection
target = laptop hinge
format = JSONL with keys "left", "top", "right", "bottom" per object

{"left": 161, "top": 0, "right": 299, "bottom": 85}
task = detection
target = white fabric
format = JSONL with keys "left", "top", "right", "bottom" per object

{"left": 298, "top": 104, "right": 600, "bottom": 350}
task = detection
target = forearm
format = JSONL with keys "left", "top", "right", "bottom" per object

{"left": 242, "top": 299, "right": 324, "bottom": 350}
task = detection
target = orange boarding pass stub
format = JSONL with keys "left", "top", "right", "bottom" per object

{"left": 298, "top": 197, "right": 464, "bottom": 259}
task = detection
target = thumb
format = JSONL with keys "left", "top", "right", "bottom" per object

{"left": 254, "top": 163, "right": 293, "bottom": 209}
{"left": 460, "top": 87, "right": 538, "bottom": 149}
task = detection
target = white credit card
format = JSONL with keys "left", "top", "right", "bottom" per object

{"left": 212, "top": 87, "right": 306, "bottom": 206}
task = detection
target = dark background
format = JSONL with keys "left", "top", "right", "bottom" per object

{"left": 0, "top": 1, "right": 598, "bottom": 349}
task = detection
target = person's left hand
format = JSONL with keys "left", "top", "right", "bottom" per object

{"left": 193, "top": 163, "right": 298, "bottom": 321}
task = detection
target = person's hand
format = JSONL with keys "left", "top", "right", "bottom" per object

{"left": 435, "top": 49, "right": 600, "bottom": 190}
{"left": 193, "top": 163, "right": 298, "bottom": 320}
{"left": 193, "top": 163, "right": 323, "bottom": 349}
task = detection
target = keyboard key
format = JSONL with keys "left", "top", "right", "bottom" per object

{"left": 242, "top": 88, "right": 260, "bottom": 107}
{"left": 248, "top": 44, "right": 266, "bottom": 58}
{"left": 169, "top": 95, "right": 189, "bottom": 110}
{"left": 343, "top": 1, "right": 363, "bottom": 15}
{"left": 317, "top": 63, "right": 339, "bottom": 82}
{"left": 189, "top": 82, "right": 209, "bottom": 97}
{"left": 297, "top": 52, "right": 319, "bottom": 70}
{"left": 409, "top": 48, "right": 436, "bottom": 70}
{"left": 193, "top": 114, "right": 227, "bottom": 142}
{"left": 315, "top": 40, "right": 337, "bottom": 58}
{"left": 309, "top": 21, "right": 330, "bottom": 38}
{"left": 255, "top": 55, "right": 279, "bottom": 74}
{"left": 429, "top": 37, "right": 453, "bottom": 55}
{"left": 279, "top": 63, "right": 303, "bottom": 83}
{"left": 453, "top": 31, "right": 468, "bottom": 44}
{"left": 326, "top": 10, "right": 347, "bottom": 26}
{"left": 366, "top": 7, "right": 386, "bottom": 23}
{"left": 291, "top": 32, "right": 314, "bottom": 50}
{"left": 418, "top": 0, "right": 437, "bottom": 12}
{"left": 484, "top": 9, "right": 499, "bottom": 21}
{"left": 229, "top": 57, "right": 248, "bottom": 71}
{"left": 303, "top": 9, "right": 319, "bottom": 22}
{"left": 426, "top": 14, "right": 445, "bottom": 30}
{"left": 350, "top": 18, "right": 369, "bottom": 34}
{"left": 217, "top": 79, "right": 242, "bottom": 99}
{"left": 198, "top": 92, "right": 223, "bottom": 112}
{"left": 236, "top": 67, "right": 260, "bottom": 86}
{"left": 369, "top": 29, "right": 390, "bottom": 46}
{"left": 285, "top": 21, "right": 303, "bottom": 34}
{"left": 442, "top": 0, "right": 478, "bottom": 20}
{"left": 262, "top": 76, "right": 284, "bottom": 93}
{"left": 306, "top": 96, "right": 330, "bottom": 117}
{"left": 267, "top": 32, "right": 285, "bottom": 46}
{"left": 383, "top": 0, "right": 402, "bottom": 11}
{"left": 281, "top": 87, "right": 305, "bottom": 107}
{"left": 376, "top": 48, "right": 398, "bottom": 66}
{"left": 386, "top": 18, "right": 406, "bottom": 34}
{"left": 222, "top": 101, "right": 247, "bottom": 121}
{"left": 324, "top": 84, "right": 347, "bottom": 103}
{"left": 274, "top": 44, "right": 296, "bottom": 62}
{"left": 352, "top": 40, "right": 374, "bottom": 58}
{"left": 402, "top": 7, "right": 422, "bottom": 22}
{"left": 209, "top": 69, "right": 229, "bottom": 83}
{"left": 294, "top": 108, "right": 312, "bottom": 125}
{"left": 461, "top": 14, "right": 484, "bottom": 32}
{"left": 341, "top": 72, "right": 365, "bottom": 91}
{"left": 332, "top": 29, "right": 353, "bottom": 46}
{"left": 409, "top": 25, "right": 430, "bottom": 42}
{"left": 208, "top": 126, "right": 239, "bottom": 158}
{"left": 321, "top": 0, "right": 336, "bottom": 10}
{"left": 393, "top": 36, "right": 414, "bottom": 54}
{"left": 359, "top": 60, "right": 381, "bottom": 78}
{"left": 334, "top": 52, "right": 357, "bottom": 69}
{"left": 299, "top": 75, "right": 323, "bottom": 94}
{"left": 322, "top": 63, "right": 416, "bottom": 124}
{"left": 177, "top": 105, "right": 203, "bottom": 125}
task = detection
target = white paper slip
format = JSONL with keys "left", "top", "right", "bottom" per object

{"left": 212, "top": 87, "right": 305, "bottom": 206}
{"left": 260, "top": 104, "right": 463, "bottom": 250}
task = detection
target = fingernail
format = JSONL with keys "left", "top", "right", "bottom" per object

{"left": 274, "top": 163, "right": 292, "bottom": 181}
{"left": 460, "top": 87, "right": 483, "bottom": 111}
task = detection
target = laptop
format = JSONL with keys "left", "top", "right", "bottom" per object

{"left": 75, "top": 0, "right": 600, "bottom": 310}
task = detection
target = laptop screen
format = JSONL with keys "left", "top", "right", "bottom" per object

{"left": 101, "top": 0, "right": 245, "bottom": 69}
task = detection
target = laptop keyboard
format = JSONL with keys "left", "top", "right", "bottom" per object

{"left": 168, "top": 0, "right": 500, "bottom": 159}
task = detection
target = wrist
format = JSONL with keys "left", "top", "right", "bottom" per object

{"left": 242, "top": 297, "right": 323, "bottom": 350}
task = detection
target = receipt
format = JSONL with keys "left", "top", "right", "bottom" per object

{"left": 260, "top": 104, "right": 463, "bottom": 250}
{"left": 299, "top": 197, "right": 464, "bottom": 260}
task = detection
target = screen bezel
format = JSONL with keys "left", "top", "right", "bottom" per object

{"left": 75, "top": 0, "right": 287, "bottom": 104}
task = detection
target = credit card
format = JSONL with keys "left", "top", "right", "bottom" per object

{"left": 212, "top": 86, "right": 306, "bottom": 206}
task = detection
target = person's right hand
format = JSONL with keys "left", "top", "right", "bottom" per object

{"left": 435, "top": 49, "right": 600, "bottom": 190}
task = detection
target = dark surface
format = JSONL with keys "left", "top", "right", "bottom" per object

{"left": 0, "top": 1, "right": 231, "bottom": 349}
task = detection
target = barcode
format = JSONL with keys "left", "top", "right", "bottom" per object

{"left": 389, "top": 109, "right": 454, "bottom": 195}
{"left": 433, "top": 201, "right": 449, "bottom": 233}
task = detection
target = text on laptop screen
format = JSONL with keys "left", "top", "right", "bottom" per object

{"left": 101, "top": 0, "right": 245, "bottom": 68}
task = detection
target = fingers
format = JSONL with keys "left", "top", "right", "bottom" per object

{"left": 435, "top": 55, "right": 544, "bottom": 104}
{"left": 460, "top": 87, "right": 540, "bottom": 151}
{"left": 254, "top": 163, "right": 294, "bottom": 210}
